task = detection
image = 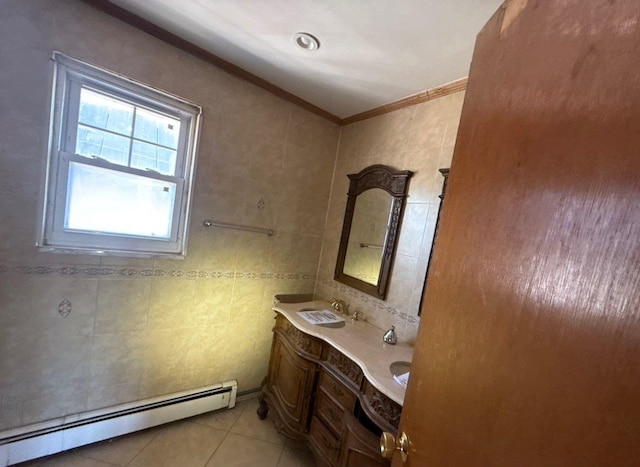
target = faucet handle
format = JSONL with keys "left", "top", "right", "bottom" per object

{"left": 383, "top": 325, "right": 397, "bottom": 345}
{"left": 351, "top": 310, "right": 363, "bottom": 321}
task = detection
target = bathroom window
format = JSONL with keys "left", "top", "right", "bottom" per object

{"left": 39, "top": 52, "right": 202, "bottom": 257}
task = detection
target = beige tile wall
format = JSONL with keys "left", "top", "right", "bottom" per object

{"left": 0, "top": 0, "right": 464, "bottom": 432}
{"left": 314, "top": 92, "right": 465, "bottom": 344}
{"left": 0, "top": 0, "right": 338, "bottom": 430}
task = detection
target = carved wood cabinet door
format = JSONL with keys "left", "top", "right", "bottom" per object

{"left": 269, "top": 334, "right": 317, "bottom": 432}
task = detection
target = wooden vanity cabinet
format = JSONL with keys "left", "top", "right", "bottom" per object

{"left": 260, "top": 313, "right": 397, "bottom": 466}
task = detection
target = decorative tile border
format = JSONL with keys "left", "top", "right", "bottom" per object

{"left": 317, "top": 274, "right": 420, "bottom": 328}
{"left": 57, "top": 299, "right": 72, "bottom": 317}
{"left": 0, "top": 264, "right": 419, "bottom": 327}
{"left": 0, "top": 264, "right": 315, "bottom": 281}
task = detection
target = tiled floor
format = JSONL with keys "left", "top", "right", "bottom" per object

{"left": 19, "top": 397, "right": 316, "bottom": 467}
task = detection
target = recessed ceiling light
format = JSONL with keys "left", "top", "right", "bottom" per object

{"left": 293, "top": 32, "right": 320, "bottom": 51}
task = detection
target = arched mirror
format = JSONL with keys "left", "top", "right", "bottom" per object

{"left": 334, "top": 165, "right": 413, "bottom": 299}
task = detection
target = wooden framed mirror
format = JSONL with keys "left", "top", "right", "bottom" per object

{"left": 418, "top": 167, "right": 449, "bottom": 315}
{"left": 334, "top": 165, "right": 413, "bottom": 299}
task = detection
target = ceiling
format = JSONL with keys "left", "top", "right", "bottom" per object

{"left": 108, "top": 0, "right": 503, "bottom": 120}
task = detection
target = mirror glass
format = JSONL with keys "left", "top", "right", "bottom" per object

{"left": 342, "top": 188, "right": 393, "bottom": 285}
{"left": 334, "top": 165, "right": 413, "bottom": 300}
{"left": 418, "top": 168, "right": 450, "bottom": 315}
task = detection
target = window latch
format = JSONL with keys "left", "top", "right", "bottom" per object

{"left": 91, "top": 155, "right": 110, "bottom": 164}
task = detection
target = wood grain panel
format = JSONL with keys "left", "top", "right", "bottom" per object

{"left": 270, "top": 335, "right": 317, "bottom": 432}
{"left": 399, "top": 0, "right": 640, "bottom": 465}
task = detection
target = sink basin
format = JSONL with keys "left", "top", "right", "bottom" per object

{"left": 389, "top": 361, "right": 410, "bottom": 377}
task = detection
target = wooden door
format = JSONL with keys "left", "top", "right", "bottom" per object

{"left": 395, "top": 0, "right": 640, "bottom": 465}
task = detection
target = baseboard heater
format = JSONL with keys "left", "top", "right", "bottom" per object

{"left": 0, "top": 380, "right": 237, "bottom": 466}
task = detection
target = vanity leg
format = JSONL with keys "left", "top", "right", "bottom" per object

{"left": 257, "top": 394, "right": 269, "bottom": 420}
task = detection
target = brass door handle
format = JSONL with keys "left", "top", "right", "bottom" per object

{"left": 380, "top": 431, "right": 409, "bottom": 462}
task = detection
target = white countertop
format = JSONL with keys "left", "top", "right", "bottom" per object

{"left": 273, "top": 300, "right": 413, "bottom": 406}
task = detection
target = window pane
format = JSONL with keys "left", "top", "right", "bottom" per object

{"left": 131, "top": 140, "right": 177, "bottom": 175}
{"left": 76, "top": 125, "right": 131, "bottom": 165}
{"left": 134, "top": 107, "right": 180, "bottom": 149}
{"left": 78, "top": 88, "right": 133, "bottom": 136}
{"left": 65, "top": 162, "right": 176, "bottom": 239}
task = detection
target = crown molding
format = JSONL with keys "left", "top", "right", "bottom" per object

{"left": 340, "top": 78, "right": 468, "bottom": 126}
{"left": 80, "top": 0, "right": 466, "bottom": 126}
{"left": 79, "top": 0, "right": 342, "bottom": 124}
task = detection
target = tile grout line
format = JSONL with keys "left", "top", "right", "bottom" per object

{"left": 38, "top": 399, "right": 286, "bottom": 466}
{"left": 123, "top": 425, "right": 167, "bottom": 467}
{"left": 200, "top": 398, "right": 249, "bottom": 466}
{"left": 202, "top": 429, "right": 233, "bottom": 467}
{"left": 227, "top": 400, "right": 289, "bottom": 447}
{"left": 74, "top": 451, "right": 122, "bottom": 467}
{"left": 274, "top": 440, "right": 288, "bottom": 467}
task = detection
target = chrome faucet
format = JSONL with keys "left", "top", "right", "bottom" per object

{"left": 383, "top": 326, "right": 397, "bottom": 345}
{"left": 331, "top": 298, "right": 349, "bottom": 316}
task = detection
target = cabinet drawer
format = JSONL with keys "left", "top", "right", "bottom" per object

{"left": 319, "top": 369, "right": 356, "bottom": 412}
{"left": 309, "top": 416, "right": 341, "bottom": 465}
{"left": 315, "top": 390, "right": 345, "bottom": 435}
{"left": 275, "top": 314, "right": 323, "bottom": 358}
{"left": 340, "top": 413, "right": 391, "bottom": 467}
{"left": 324, "top": 347, "right": 364, "bottom": 390}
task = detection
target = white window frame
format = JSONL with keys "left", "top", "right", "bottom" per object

{"left": 38, "top": 52, "right": 202, "bottom": 258}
